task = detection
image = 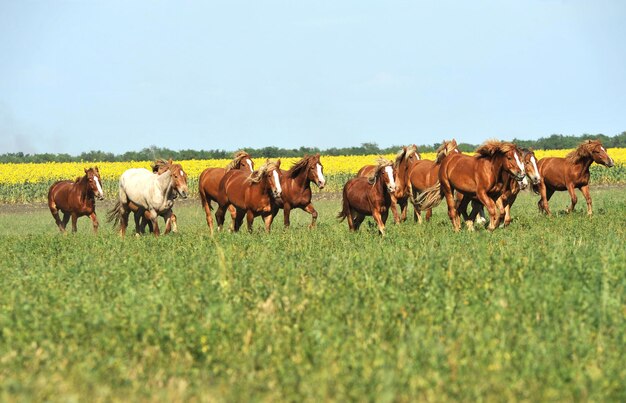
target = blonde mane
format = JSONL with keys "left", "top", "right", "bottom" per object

{"left": 566, "top": 140, "right": 601, "bottom": 162}
{"left": 151, "top": 159, "right": 170, "bottom": 173}
{"left": 435, "top": 140, "right": 458, "bottom": 163}
{"left": 475, "top": 140, "right": 518, "bottom": 158}
{"left": 367, "top": 158, "right": 393, "bottom": 185}
{"left": 225, "top": 151, "right": 251, "bottom": 171}
{"left": 394, "top": 145, "right": 419, "bottom": 167}
{"left": 287, "top": 155, "right": 317, "bottom": 178}
{"left": 248, "top": 160, "right": 280, "bottom": 183}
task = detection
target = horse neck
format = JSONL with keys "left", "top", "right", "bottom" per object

{"left": 372, "top": 171, "right": 386, "bottom": 196}
{"left": 291, "top": 166, "right": 311, "bottom": 190}
{"left": 156, "top": 169, "right": 174, "bottom": 196}
{"left": 76, "top": 174, "right": 92, "bottom": 200}
{"left": 572, "top": 155, "right": 594, "bottom": 174}
{"left": 485, "top": 155, "right": 506, "bottom": 186}
{"left": 396, "top": 160, "right": 412, "bottom": 188}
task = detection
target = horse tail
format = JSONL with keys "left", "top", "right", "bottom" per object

{"left": 107, "top": 199, "right": 124, "bottom": 228}
{"left": 336, "top": 187, "right": 350, "bottom": 222}
{"left": 414, "top": 182, "right": 444, "bottom": 211}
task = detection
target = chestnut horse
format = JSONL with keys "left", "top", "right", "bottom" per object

{"left": 275, "top": 154, "right": 326, "bottom": 228}
{"left": 216, "top": 160, "right": 283, "bottom": 232}
{"left": 533, "top": 140, "right": 614, "bottom": 216}
{"left": 338, "top": 159, "right": 397, "bottom": 235}
{"left": 108, "top": 159, "right": 189, "bottom": 237}
{"left": 408, "top": 139, "right": 460, "bottom": 223}
{"left": 48, "top": 167, "right": 104, "bottom": 233}
{"left": 416, "top": 141, "right": 525, "bottom": 231}
{"left": 134, "top": 159, "right": 182, "bottom": 235}
{"left": 199, "top": 151, "right": 254, "bottom": 234}
{"left": 357, "top": 145, "right": 420, "bottom": 224}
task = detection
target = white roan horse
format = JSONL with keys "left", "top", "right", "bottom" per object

{"left": 108, "top": 160, "right": 188, "bottom": 237}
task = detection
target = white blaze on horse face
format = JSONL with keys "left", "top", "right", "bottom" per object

{"left": 180, "top": 169, "right": 184, "bottom": 177}
{"left": 272, "top": 170, "right": 282, "bottom": 194}
{"left": 454, "top": 149, "right": 459, "bottom": 153}
{"left": 94, "top": 176, "right": 103, "bottom": 196}
{"left": 384, "top": 166, "right": 396, "bottom": 189}
{"left": 513, "top": 152, "right": 525, "bottom": 173}
{"left": 530, "top": 156, "right": 540, "bottom": 180}
{"left": 246, "top": 159, "right": 253, "bottom": 171}
{"left": 316, "top": 163, "right": 325, "bottom": 185}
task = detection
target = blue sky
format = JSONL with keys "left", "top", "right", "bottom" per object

{"left": 1, "top": 0, "right": 625, "bottom": 154}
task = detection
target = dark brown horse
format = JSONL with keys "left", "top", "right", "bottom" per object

{"left": 417, "top": 141, "right": 526, "bottom": 231}
{"left": 534, "top": 140, "right": 614, "bottom": 216}
{"left": 275, "top": 154, "right": 326, "bottom": 228}
{"left": 216, "top": 160, "right": 283, "bottom": 232}
{"left": 338, "top": 159, "right": 397, "bottom": 235}
{"left": 408, "top": 139, "right": 459, "bottom": 223}
{"left": 48, "top": 167, "right": 104, "bottom": 233}
{"left": 134, "top": 159, "right": 182, "bottom": 235}
{"left": 199, "top": 151, "right": 254, "bottom": 234}
{"left": 357, "top": 145, "right": 420, "bottom": 224}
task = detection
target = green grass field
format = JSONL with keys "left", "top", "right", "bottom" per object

{"left": 1, "top": 188, "right": 625, "bottom": 401}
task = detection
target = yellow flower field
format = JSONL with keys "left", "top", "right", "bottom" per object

{"left": 0, "top": 149, "right": 624, "bottom": 185}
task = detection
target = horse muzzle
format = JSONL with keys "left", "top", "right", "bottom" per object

{"left": 606, "top": 159, "right": 615, "bottom": 168}
{"left": 530, "top": 175, "right": 541, "bottom": 185}
{"left": 317, "top": 180, "right": 325, "bottom": 189}
{"left": 272, "top": 190, "right": 282, "bottom": 200}
{"left": 97, "top": 193, "right": 105, "bottom": 201}
{"left": 387, "top": 185, "right": 397, "bottom": 194}
{"left": 179, "top": 190, "right": 188, "bottom": 199}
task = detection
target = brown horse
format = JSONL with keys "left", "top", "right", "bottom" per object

{"left": 357, "top": 145, "right": 420, "bottom": 224}
{"left": 408, "top": 139, "right": 460, "bottom": 223}
{"left": 216, "top": 160, "right": 283, "bottom": 232}
{"left": 134, "top": 159, "right": 182, "bottom": 235}
{"left": 417, "top": 141, "right": 526, "bottom": 231}
{"left": 48, "top": 167, "right": 104, "bottom": 233}
{"left": 338, "top": 159, "right": 397, "bottom": 235}
{"left": 275, "top": 154, "right": 326, "bottom": 228}
{"left": 199, "top": 151, "right": 254, "bottom": 234}
{"left": 534, "top": 140, "right": 614, "bottom": 216}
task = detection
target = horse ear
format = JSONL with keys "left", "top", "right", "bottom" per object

{"left": 168, "top": 158, "right": 173, "bottom": 164}
{"left": 84, "top": 168, "right": 88, "bottom": 173}
{"left": 316, "top": 153, "right": 320, "bottom": 158}
{"left": 276, "top": 159, "right": 281, "bottom": 168}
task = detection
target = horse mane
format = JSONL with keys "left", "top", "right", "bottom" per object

{"left": 225, "top": 150, "right": 251, "bottom": 171}
{"left": 367, "top": 158, "right": 393, "bottom": 185}
{"left": 435, "top": 140, "right": 457, "bottom": 163}
{"left": 566, "top": 140, "right": 600, "bottom": 162}
{"left": 394, "top": 145, "right": 418, "bottom": 167}
{"left": 248, "top": 160, "right": 280, "bottom": 183}
{"left": 287, "top": 155, "right": 314, "bottom": 178}
{"left": 152, "top": 159, "right": 170, "bottom": 173}
{"left": 475, "top": 140, "right": 518, "bottom": 158}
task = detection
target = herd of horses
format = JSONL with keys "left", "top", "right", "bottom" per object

{"left": 46, "top": 139, "right": 614, "bottom": 236}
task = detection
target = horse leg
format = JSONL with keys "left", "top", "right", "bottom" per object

{"left": 345, "top": 206, "right": 355, "bottom": 231}
{"left": 215, "top": 205, "right": 227, "bottom": 231}
{"left": 398, "top": 198, "right": 408, "bottom": 222}
{"left": 228, "top": 205, "right": 237, "bottom": 231}
{"left": 50, "top": 207, "right": 65, "bottom": 232}
{"left": 134, "top": 211, "right": 143, "bottom": 235}
{"left": 426, "top": 208, "right": 433, "bottom": 221}
{"left": 537, "top": 181, "right": 552, "bottom": 216}
{"left": 456, "top": 196, "right": 472, "bottom": 231}
{"left": 503, "top": 194, "right": 517, "bottom": 227}
{"left": 442, "top": 183, "right": 459, "bottom": 232}
{"left": 494, "top": 198, "right": 505, "bottom": 228}
{"left": 283, "top": 203, "right": 292, "bottom": 228}
{"left": 304, "top": 203, "right": 318, "bottom": 229}
{"left": 162, "top": 211, "right": 172, "bottom": 235}
{"left": 145, "top": 209, "right": 159, "bottom": 237}
{"left": 565, "top": 183, "right": 578, "bottom": 213}
{"left": 581, "top": 185, "right": 593, "bottom": 216}
{"left": 245, "top": 210, "right": 254, "bottom": 233}
{"left": 61, "top": 212, "right": 70, "bottom": 232}
{"left": 169, "top": 212, "right": 178, "bottom": 233}
{"left": 353, "top": 212, "right": 365, "bottom": 231}
{"left": 201, "top": 196, "right": 214, "bottom": 234}
{"left": 390, "top": 195, "right": 400, "bottom": 224}
{"left": 71, "top": 213, "right": 78, "bottom": 233}
{"left": 372, "top": 210, "right": 386, "bottom": 236}
{"left": 263, "top": 213, "right": 274, "bottom": 233}
{"left": 476, "top": 191, "right": 498, "bottom": 231}
{"left": 381, "top": 208, "right": 389, "bottom": 226}
{"left": 89, "top": 212, "right": 99, "bottom": 234}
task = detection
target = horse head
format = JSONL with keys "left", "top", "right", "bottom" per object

{"left": 85, "top": 167, "right": 104, "bottom": 200}
{"left": 251, "top": 160, "right": 283, "bottom": 200}
{"left": 476, "top": 141, "right": 526, "bottom": 181}
{"left": 589, "top": 141, "right": 614, "bottom": 167}
{"left": 369, "top": 158, "right": 396, "bottom": 194}
{"left": 307, "top": 154, "right": 326, "bottom": 189}
{"left": 167, "top": 160, "right": 189, "bottom": 199}
{"left": 396, "top": 145, "right": 421, "bottom": 172}
{"left": 228, "top": 151, "right": 254, "bottom": 172}
{"left": 435, "top": 139, "right": 460, "bottom": 163}
{"left": 521, "top": 149, "right": 541, "bottom": 185}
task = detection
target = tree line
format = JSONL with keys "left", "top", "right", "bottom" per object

{"left": 1, "top": 132, "right": 625, "bottom": 163}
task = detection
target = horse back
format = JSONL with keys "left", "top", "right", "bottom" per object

{"left": 409, "top": 160, "right": 438, "bottom": 191}
{"left": 344, "top": 177, "right": 386, "bottom": 215}
{"left": 538, "top": 157, "right": 576, "bottom": 190}
{"left": 199, "top": 167, "right": 227, "bottom": 200}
